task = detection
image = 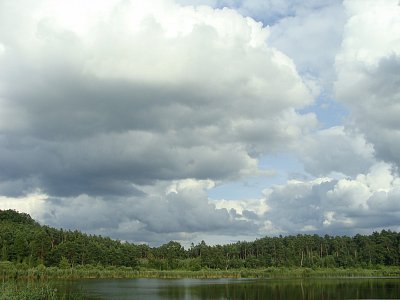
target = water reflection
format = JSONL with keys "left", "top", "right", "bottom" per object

{"left": 61, "top": 277, "right": 400, "bottom": 300}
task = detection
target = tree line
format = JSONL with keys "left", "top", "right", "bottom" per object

{"left": 0, "top": 209, "right": 399, "bottom": 270}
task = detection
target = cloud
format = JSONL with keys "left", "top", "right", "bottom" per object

{"left": 263, "top": 162, "right": 400, "bottom": 235}
{"left": 0, "top": 0, "right": 314, "bottom": 199}
{"left": 295, "top": 126, "right": 376, "bottom": 177}
{"left": 255, "top": 0, "right": 400, "bottom": 237}
{"left": 0, "top": 193, "right": 48, "bottom": 218}
{"left": 7, "top": 179, "right": 256, "bottom": 245}
{"left": 178, "top": 0, "right": 346, "bottom": 93}
{"left": 5, "top": 161, "right": 399, "bottom": 245}
{"left": 335, "top": 0, "right": 400, "bottom": 168}
{"left": 267, "top": 1, "right": 345, "bottom": 90}
{"left": 2, "top": 0, "right": 398, "bottom": 246}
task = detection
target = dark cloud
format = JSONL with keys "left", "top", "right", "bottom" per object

{"left": 33, "top": 182, "right": 257, "bottom": 245}
{"left": 0, "top": 0, "right": 313, "bottom": 198}
{"left": 1, "top": 0, "right": 399, "bottom": 247}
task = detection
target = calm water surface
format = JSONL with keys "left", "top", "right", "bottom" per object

{"left": 58, "top": 277, "right": 400, "bottom": 299}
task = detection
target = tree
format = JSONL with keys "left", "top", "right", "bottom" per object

{"left": 59, "top": 256, "right": 70, "bottom": 269}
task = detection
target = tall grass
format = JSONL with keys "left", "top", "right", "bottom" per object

{"left": 1, "top": 262, "right": 399, "bottom": 280}
{"left": 0, "top": 280, "right": 84, "bottom": 300}
{"left": 0, "top": 281, "right": 57, "bottom": 300}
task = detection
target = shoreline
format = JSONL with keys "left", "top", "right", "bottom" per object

{"left": 1, "top": 265, "right": 399, "bottom": 280}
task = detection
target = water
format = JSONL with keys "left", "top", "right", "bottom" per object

{"left": 58, "top": 278, "right": 400, "bottom": 299}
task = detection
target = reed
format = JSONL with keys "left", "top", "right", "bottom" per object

{"left": 1, "top": 263, "right": 399, "bottom": 280}
{"left": 0, "top": 280, "right": 85, "bottom": 300}
{"left": 1, "top": 281, "right": 56, "bottom": 300}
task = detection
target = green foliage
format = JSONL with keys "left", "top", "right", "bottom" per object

{"left": 0, "top": 210, "right": 139, "bottom": 270}
{"left": 0, "top": 281, "right": 56, "bottom": 300}
{"left": 0, "top": 210, "right": 399, "bottom": 275}
{"left": 0, "top": 280, "right": 84, "bottom": 299}
{"left": 0, "top": 210, "right": 39, "bottom": 226}
{"left": 59, "top": 256, "right": 70, "bottom": 269}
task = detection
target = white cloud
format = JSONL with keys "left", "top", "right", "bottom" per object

{"left": 263, "top": 162, "right": 400, "bottom": 235}
{"left": 166, "top": 178, "right": 215, "bottom": 194}
{"left": 0, "top": 192, "right": 48, "bottom": 220}
{"left": 295, "top": 126, "right": 376, "bottom": 177}
{"left": 335, "top": 0, "right": 400, "bottom": 167}
{"left": 267, "top": 0, "right": 345, "bottom": 90}
{"left": 214, "top": 198, "right": 268, "bottom": 216}
{"left": 337, "top": 0, "right": 400, "bottom": 66}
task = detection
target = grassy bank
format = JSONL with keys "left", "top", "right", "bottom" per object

{"left": 1, "top": 261, "right": 399, "bottom": 280}
{"left": 0, "top": 281, "right": 56, "bottom": 300}
{"left": 0, "top": 280, "right": 84, "bottom": 300}
{"left": 120, "top": 266, "right": 400, "bottom": 279}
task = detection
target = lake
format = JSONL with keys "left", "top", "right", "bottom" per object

{"left": 57, "top": 277, "right": 400, "bottom": 299}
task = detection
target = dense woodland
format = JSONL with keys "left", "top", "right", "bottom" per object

{"left": 0, "top": 210, "right": 399, "bottom": 271}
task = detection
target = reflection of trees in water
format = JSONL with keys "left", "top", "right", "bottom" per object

{"left": 157, "top": 279, "right": 400, "bottom": 300}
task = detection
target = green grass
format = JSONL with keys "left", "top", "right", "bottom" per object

{"left": 0, "top": 281, "right": 57, "bottom": 300}
{"left": 0, "top": 280, "right": 85, "bottom": 300}
{"left": 131, "top": 266, "right": 400, "bottom": 279}
{"left": 1, "top": 262, "right": 399, "bottom": 280}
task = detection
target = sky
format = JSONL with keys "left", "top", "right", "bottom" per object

{"left": 0, "top": 0, "right": 399, "bottom": 247}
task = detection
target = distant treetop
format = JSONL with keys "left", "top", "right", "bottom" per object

{"left": 0, "top": 209, "right": 39, "bottom": 226}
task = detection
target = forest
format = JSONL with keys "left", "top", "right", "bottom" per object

{"left": 0, "top": 209, "right": 399, "bottom": 272}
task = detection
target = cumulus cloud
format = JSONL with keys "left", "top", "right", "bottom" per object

{"left": 179, "top": 0, "right": 346, "bottom": 93}
{"left": 0, "top": 0, "right": 321, "bottom": 246}
{"left": 1, "top": 0, "right": 398, "bottom": 246}
{"left": 183, "top": 0, "right": 348, "bottom": 132}
{"left": 2, "top": 180, "right": 256, "bottom": 245}
{"left": 263, "top": 162, "right": 400, "bottom": 235}
{"left": 253, "top": 0, "right": 400, "bottom": 237}
{"left": 295, "top": 126, "right": 376, "bottom": 177}
{"left": 266, "top": 0, "right": 345, "bottom": 88}
{"left": 0, "top": 0, "right": 314, "bottom": 199}
{"left": 335, "top": 0, "right": 400, "bottom": 167}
